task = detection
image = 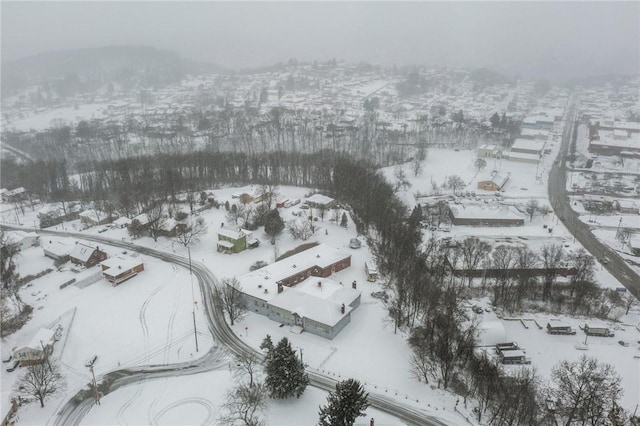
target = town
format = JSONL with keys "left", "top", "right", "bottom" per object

{"left": 1, "top": 3, "right": 639, "bottom": 426}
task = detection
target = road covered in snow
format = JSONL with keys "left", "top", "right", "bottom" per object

{"left": 3, "top": 226, "right": 456, "bottom": 426}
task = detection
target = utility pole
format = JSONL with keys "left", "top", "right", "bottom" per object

{"left": 89, "top": 365, "right": 100, "bottom": 405}
{"left": 188, "top": 246, "right": 199, "bottom": 352}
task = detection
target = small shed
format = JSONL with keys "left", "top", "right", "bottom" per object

{"left": 13, "top": 328, "right": 56, "bottom": 366}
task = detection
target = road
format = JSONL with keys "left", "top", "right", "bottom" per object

{"left": 1, "top": 226, "right": 454, "bottom": 426}
{"left": 548, "top": 102, "right": 640, "bottom": 299}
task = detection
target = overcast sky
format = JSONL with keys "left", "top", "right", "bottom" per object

{"left": 2, "top": 1, "right": 638, "bottom": 79}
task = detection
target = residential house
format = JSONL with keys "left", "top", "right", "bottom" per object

{"left": 37, "top": 202, "right": 83, "bottom": 228}
{"left": 79, "top": 209, "right": 111, "bottom": 227}
{"left": 4, "top": 231, "right": 39, "bottom": 251}
{"left": 217, "top": 228, "right": 247, "bottom": 254}
{"left": 69, "top": 242, "right": 108, "bottom": 268}
{"left": 477, "top": 144, "right": 501, "bottom": 159}
{"left": 42, "top": 239, "right": 75, "bottom": 262}
{"left": 100, "top": 257, "right": 145, "bottom": 285}
{"left": 13, "top": 328, "right": 56, "bottom": 366}
{"left": 306, "top": 194, "right": 337, "bottom": 210}
{"left": 113, "top": 216, "right": 132, "bottom": 228}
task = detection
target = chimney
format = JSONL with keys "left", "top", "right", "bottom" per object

{"left": 341, "top": 303, "right": 345, "bottom": 314}
{"left": 352, "top": 280, "right": 357, "bottom": 289}
{"left": 370, "top": 418, "right": 375, "bottom": 426}
{"left": 277, "top": 283, "right": 283, "bottom": 294}
{"left": 317, "top": 281, "right": 322, "bottom": 288}
{"left": 264, "top": 288, "right": 268, "bottom": 294}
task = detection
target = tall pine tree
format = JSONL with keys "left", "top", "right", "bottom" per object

{"left": 318, "top": 379, "right": 369, "bottom": 426}
{"left": 264, "top": 337, "right": 308, "bottom": 399}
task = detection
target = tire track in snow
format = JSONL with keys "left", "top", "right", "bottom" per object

{"left": 116, "top": 381, "right": 144, "bottom": 425}
{"left": 139, "top": 284, "right": 165, "bottom": 363}
{"left": 150, "top": 397, "right": 215, "bottom": 426}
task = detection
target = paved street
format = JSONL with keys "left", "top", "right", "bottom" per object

{"left": 548, "top": 104, "right": 640, "bottom": 298}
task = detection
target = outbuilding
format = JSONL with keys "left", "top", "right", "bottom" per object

{"left": 13, "top": 328, "right": 56, "bottom": 366}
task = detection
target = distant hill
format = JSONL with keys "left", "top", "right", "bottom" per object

{"left": 1, "top": 45, "right": 223, "bottom": 97}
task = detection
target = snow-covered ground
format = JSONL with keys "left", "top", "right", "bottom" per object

{"left": 2, "top": 146, "right": 639, "bottom": 424}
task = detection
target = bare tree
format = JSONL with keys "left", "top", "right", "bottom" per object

{"left": 231, "top": 352, "right": 262, "bottom": 389}
{"left": 446, "top": 175, "right": 465, "bottom": 196}
{"left": 460, "top": 237, "right": 492, "bottom": 287}
{"left": 620, "top": 289, "right": 640, "bottom": 315}
{"left": 146, "top": 202, "right": 166, "bottom": 242}
{"left": 546, "top": 355, "right": 623, "bottom": 426}
{"left": 14, "top": 359, "right": 66, "bottom": 408}
{"left": 525, "top": 199, "right": 539, "bottom": 222}
{"left": 218, "top": 382, "right": 267, "bottom": 426}
{"left": 287, "top": 217, "right": 314, "bottom": 241}
{"left": 259, "top": 184, "right": 279, "bottom": 210}
{"left": 214, "top": 277, "right": 247, "bottom": 326}
{"left": 541, "top": 243, "right": 564, "bottom": 302}
{"left": 174, "top": 216, "right": 208, "bottom": 247}
{"left": 226, "top": 203, "right": 246, "bottom": 226}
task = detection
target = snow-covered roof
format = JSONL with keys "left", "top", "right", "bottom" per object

{"left": 306, "top": 194, "right": 335, "bottom": 206}
{"left": 25, "top": 328, "right": 56, "bottom": 350}
{"left": 70, "top": 242, "right": 101, "bottom": 262}
{"left": 449, "top": 204, "right": 523, "bottom": 221}
{"left": 629, "top": 235, "right": 640, "bottom": 249}
{"left": 218, "top": 228, "right": 244, "bottom": 240}
{"left": 79, "top": 209, "right": 109, "bottom": 222}
{"left": 101, "top": 257, "right": 144, "bottom": 277}
{"left": 268, "top": 277, "right": 360, "bottom": 326}
{"left": 132, "top": 213, "right": 150, "bottom": 225}
{"left": 239, "top": 243, "right": 351, "bottom": 302}
{"left": 501, "top": 349, "right": 526, "bottom": 358}
{"left": 5, "top": 231, "right": 38, "bottom": 244}
{"left": 511, "top": 138, "right": 545, "bottom": 153}
{"left": 42, "top": 239, "right": 75, "bottom": 257}
{"left": 113, "top": 217, "right": 132, "bottom": 226}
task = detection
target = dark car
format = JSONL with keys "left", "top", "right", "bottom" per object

{"left": 6, "top": 360, "right": 20, "bottom": 372}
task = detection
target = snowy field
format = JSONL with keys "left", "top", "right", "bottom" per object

{"left": 4, "top": 104, "right": 108, "bottom": 131}
{"left": 2, "top": 148, "right": 639, "bottom": 424}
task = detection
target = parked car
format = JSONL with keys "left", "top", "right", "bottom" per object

{"left": 6, "top": 360, "right": 20, "bottom": 372}
{"left": 349, "top": 238, "right": 362, "bottom": 249}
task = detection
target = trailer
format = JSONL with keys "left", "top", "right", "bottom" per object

{"left": 365, "top": 261, "right": 378, "bottom": 282}
{"left": 495, "top": 342, "right": 519, "bottom": 353}
{"left": 500, "top": 349, "right": 531, "bottom": 365}
{"left": 584, "top": 323, "right": 614, "bottom": 337}
{"left": 546, "top": 322, "right": 576, "bottom": 335}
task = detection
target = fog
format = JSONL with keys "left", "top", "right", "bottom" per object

{"left": 2, "top": 1, "right": 638, "bottom": 79}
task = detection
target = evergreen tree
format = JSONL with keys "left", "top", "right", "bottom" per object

{"left": 260, "top": 334, "right": 274, "bottom": 352}
{"left": 264, "top": 337, "right": 308, "bottom": 399}
{"left": 340, "top": 212, "right": 348, "bottom": 228}
{"left": 408, "top": 204, "right": 423, "bottom": 229}
{"left": 264, "top": 209, "right": 285, "bottom": 237}
{"left": 318, "top": 379, "right": 369, "bottom": 426}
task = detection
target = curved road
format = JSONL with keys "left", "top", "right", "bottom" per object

{"left": 2, "top": 226, "right": 453, "bottom": 426}
{"left": 548, "top": 103, "right": 640, "bottom": 299}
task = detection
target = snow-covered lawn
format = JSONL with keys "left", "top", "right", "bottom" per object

{"left": 2, "top": 171, "right": 639, "bottom": 424}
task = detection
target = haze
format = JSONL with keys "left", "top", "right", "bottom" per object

{"left": 2, "top": 1, "right": 639, "bottom": 80}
